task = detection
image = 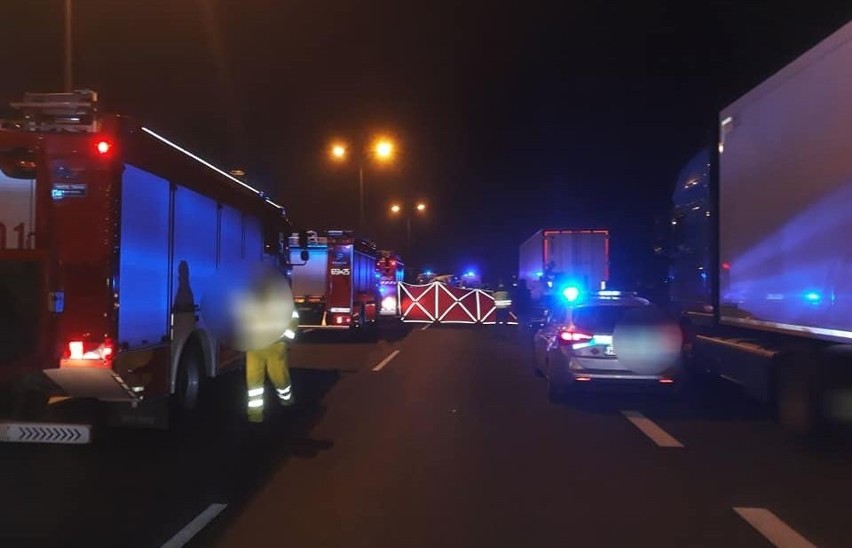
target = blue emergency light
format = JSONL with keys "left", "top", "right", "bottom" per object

{"left": 804, "top": 291, "right": 822, "bottom": 303}
{"left": 562, "top": 286, "right": 581, "bottom": 302}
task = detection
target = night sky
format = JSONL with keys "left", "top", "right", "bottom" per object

{"left": 3, "top": 1, "right": 851, "bottom": 286}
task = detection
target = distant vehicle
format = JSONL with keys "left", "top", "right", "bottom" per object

{"left": 518, "top": 229, "right": 610, "bottom": 303}
{"left": 669, "top": 20, "right": 852, "bottom": 435}
{"left": 459, "top": 271, "right": 482, "bottom": 289}
{"left": 288, "top": 230, "right": 380, "bottom": 335}
{"left": 0, "top": 91, "right": 290, "bottom": 437}
{"left": 432, "top": 274, "right": 460, "bottom": 287}
{"left": 376, "top": 251, "right": 404, "bottom": 316}
{"left": 415, "top": 270, "right": 436, "bottom": 284}
{"left": 532, "top": 289, "right": 681, "bottom": 401}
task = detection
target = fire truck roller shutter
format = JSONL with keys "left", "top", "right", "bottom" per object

{"left": 171, "top": 185, "right": 219, "bottom": 381}
{"left": 118, "top": 165, "right": 170, "bottom": 348}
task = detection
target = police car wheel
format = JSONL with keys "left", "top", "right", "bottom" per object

{"left": 547, "top": 376, "right": 569, "bottom": 402}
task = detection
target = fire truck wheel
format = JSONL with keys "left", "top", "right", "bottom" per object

{"left": 363, "top": 321, "right": 380, "bottom": 342}
{"left": 173, "top": 343, "right": 204, "bottom": 414}
{"left": 11, "top": 373, "right": 51, "bottom": 421}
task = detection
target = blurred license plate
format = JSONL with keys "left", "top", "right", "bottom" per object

{"left": 604, "top": 345, "right": 615, "bottom": 356}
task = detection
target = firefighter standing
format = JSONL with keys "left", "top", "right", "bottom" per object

{"left": 494, "top": 281, "right": 512, "bottom": 325}
{"left": 237, "top": 270, "right": 300, "bottom": 423}
{"left": 512, "top": 279, "right": 532, "bottom": 330}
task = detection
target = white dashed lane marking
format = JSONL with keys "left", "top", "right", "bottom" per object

{"left": 733, "top": 507, "right": 816, "bottom": 548}
{"left": 161, "top": 503, "right": 228, "bottom": 548}
{"left": 620, "top": 410, "right": 684, "bottom": 448}
{"left": 372, "top": 350, "right": 401, "bottom": 372}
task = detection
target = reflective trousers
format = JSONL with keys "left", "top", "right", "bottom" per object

{"left": 246, "top": 340, "right": 292, "bottom": 422}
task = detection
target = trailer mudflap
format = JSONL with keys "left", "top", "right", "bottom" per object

{"left": 0, "top": 421, "right": 92, "bottom": 444}
{"left": 43, "top": 367, "right": 139, "bottom": 403}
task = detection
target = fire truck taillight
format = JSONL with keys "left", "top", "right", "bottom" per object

{"left": 68, "top": 341, "right": 85, "bottom": 359}
{"left": 64, "top": 339, "right": 116, "bottom": 365}
{"left": 96, "top": 140, "right": 112, "bottom": 155}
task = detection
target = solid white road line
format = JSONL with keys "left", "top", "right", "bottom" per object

{"left": 733, "top": 507, "right": 816, "bottom": 548}
{"left": 372, "top": 350, "right": 401, "bottom": 372}
{"left": 620, "top": 410, "right": 684, "bottom": 448}
{"left": 161, "top": 503, "right": 228, "bottom": 548}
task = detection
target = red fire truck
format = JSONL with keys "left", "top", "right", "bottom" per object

{"left": 0, "top": 91, "right": 290, "bottom": 440}
{"left": 376, "top": 251, "right": 405, "bottom": 316}
{"left": 289, "top": 230, "right": 380, "bottom": 334}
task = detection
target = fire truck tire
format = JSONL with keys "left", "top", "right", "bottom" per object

{"left": 11, "top": 373, "right": 51, "bottom": 421}
{"left": 362, "top": 320, "right": 380, "bottom": 342}
{"left": 173, "top": 342, "right": 204, "bottom": 415}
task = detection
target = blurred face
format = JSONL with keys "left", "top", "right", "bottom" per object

{"left": 201, "top": 264, "right": 294, "bottom": 351}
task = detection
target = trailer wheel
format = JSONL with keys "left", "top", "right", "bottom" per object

{"left": 774, "top": 353, "right": 824, "bottom": 437}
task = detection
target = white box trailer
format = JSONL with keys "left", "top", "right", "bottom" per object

{"left": 718, "top": 21, "right": 852, "bottom": 342}
{"left": 672, "top": 20, "right": 852, "bottom": 435}
{"left": 518, "top": 229, "right": 609, "bottom": 296}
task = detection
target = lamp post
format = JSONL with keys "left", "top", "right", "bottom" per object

{"left": 389, "top": 201, "right": 427, "bottom": 253}
{"left": 329, "top": 136, "right": 396, "bottom": 234}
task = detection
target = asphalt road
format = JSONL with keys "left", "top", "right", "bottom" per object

{"left": 2, "top": 321, "right": 852, "bottom": 547}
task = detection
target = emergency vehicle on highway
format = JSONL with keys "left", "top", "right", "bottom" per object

{"left": 0, "top": 91, "right": 290, "bottom": 439}
{"left": 289, "top": 230, "right": 381, "bottom": 334}
{"left": 377, "top": 250, "right": 404, "bottom": 316}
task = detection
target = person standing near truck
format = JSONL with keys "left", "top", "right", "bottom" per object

{"left": 494, "top": 281, "right": 512, "bottom": 325}
{"left": 233, "top": 267, "right": 300, "bottom": 423}
{"left": 512, "top": 278, "right": 532, "bottom": 331}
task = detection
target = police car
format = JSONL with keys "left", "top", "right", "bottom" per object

{"left": 532, "top": 288, "right": 683, "bottom": 401}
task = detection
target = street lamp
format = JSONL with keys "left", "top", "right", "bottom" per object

{"left": 389, "top": 201, "right": 427, "bottom": 252}
{"left": 328, "top": 135, "right": 398, "bottom": 234}
{"left": 375, "top": 139, "right": 394, "bottom": 160}
{"left": 331, "top": 143, "right": 347, "bottom": 160}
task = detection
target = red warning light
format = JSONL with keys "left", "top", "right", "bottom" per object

{"left": 722, "top": 262, "right": 731, "bottom": 270}
{"left": 96, "top": 140, "right": 112, "bottom": 155}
